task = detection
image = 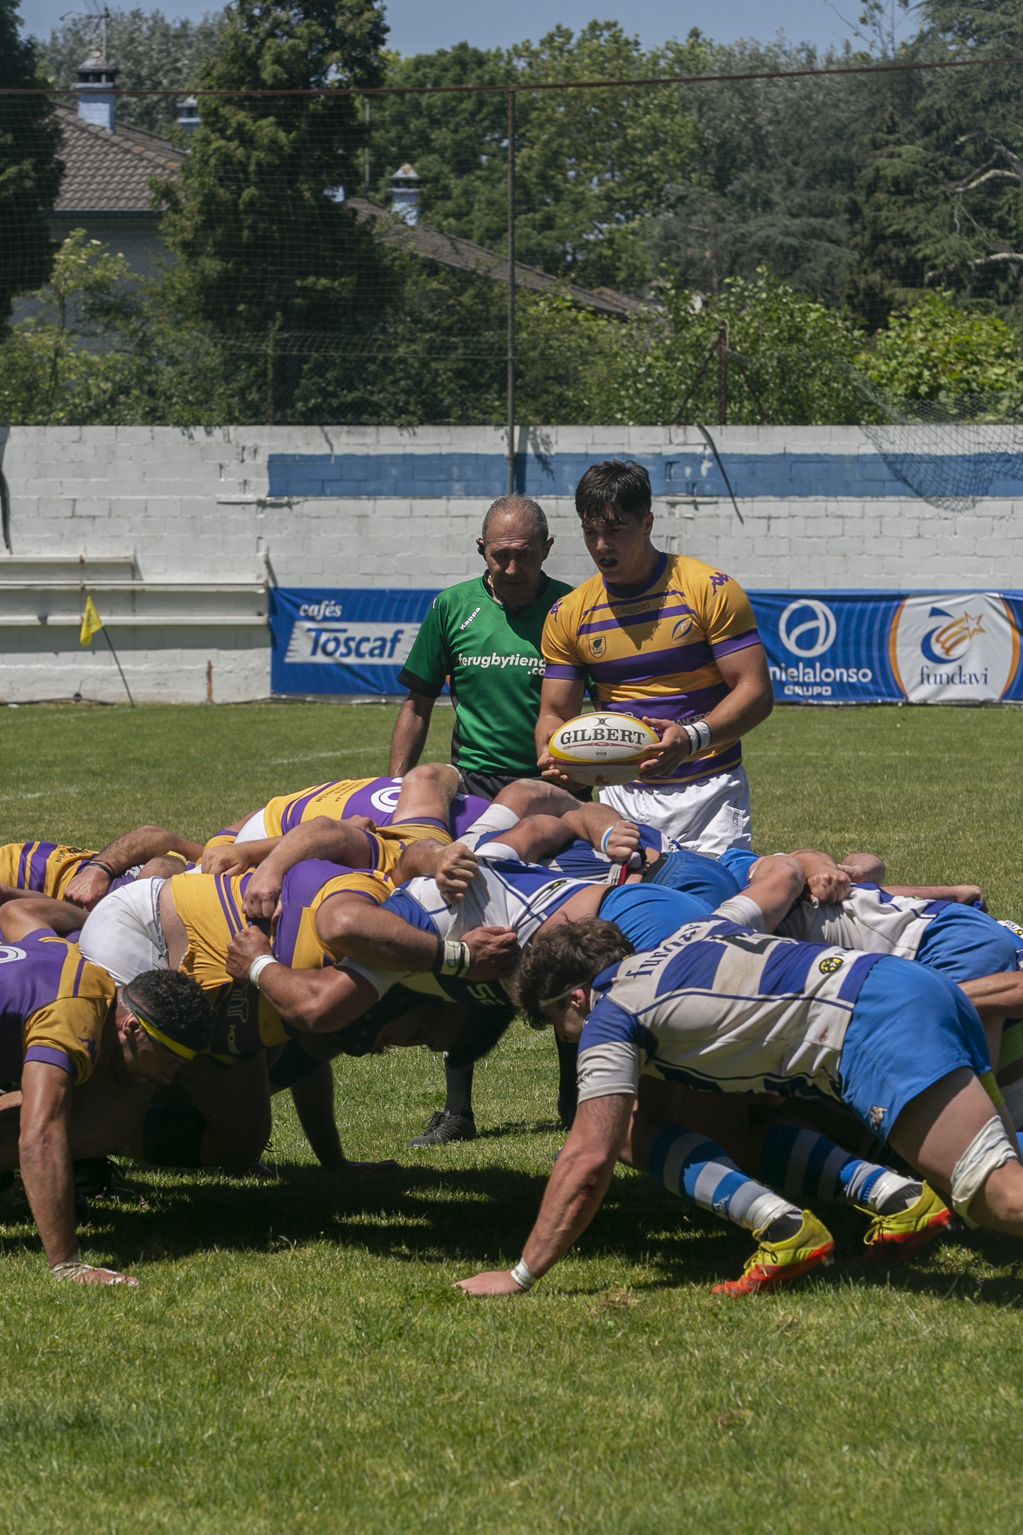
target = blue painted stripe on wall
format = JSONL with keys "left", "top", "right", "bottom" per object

{"left": 266, "top": 450, "right": 1023, "bottom": 501}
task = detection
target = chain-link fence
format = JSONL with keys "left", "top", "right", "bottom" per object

{"left": 5, "top": 50, "right": 1023, "bottom": 468}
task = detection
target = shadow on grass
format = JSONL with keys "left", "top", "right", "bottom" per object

{"left": 4, "top": 1158, "right": 1022, "bottom": 1305}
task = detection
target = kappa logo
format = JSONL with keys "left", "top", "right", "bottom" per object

{"left": 818, "top": 955, "right": 844, "bottom": 975}
{"left": 709, "top": 572, "right": 731, "bottom": 592}
{"left": 459, "top": 606, "right": 482, "bottom": 632}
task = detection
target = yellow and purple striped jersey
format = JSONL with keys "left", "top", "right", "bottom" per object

{"left": 168, "top": 864, "right": 390, "bottom": 1052}
{"left": 542, "top": 552, "right": 763, "bottom": 786}
{"left": 0, "top": 931, "right": 113, "bottom": 1085}
{"left": 0, "top": 841, "right": 93, "bottom": 900}
{"left": 260, "top": 777, "right": 451, "bottom": 878}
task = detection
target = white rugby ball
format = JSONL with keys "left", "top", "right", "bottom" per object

{"left": 548, "top": 712, "right": 659, "bottom": 786}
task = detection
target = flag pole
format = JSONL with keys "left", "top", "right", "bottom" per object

{"left": 102, "top": 628, "right": 135, "bottom": 707}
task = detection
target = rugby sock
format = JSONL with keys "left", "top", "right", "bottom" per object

{"left": 443, "top": 1058, "right": 475, "bottom": 1119}
{"left": 645, "top": 1125, "right": 797, "bottom": 1234}
{"left": 758, "top": 1124, "right": 917, "bottom": 1213}
{"left": 456, "top": 804, "right": 519, "bottom": 851}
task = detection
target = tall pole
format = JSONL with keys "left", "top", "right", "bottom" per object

{"left": 506, "top": 89, "right": 517, "bottom": 496}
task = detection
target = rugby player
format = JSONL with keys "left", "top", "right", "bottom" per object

{"left": 458, "top": 861, "right": 1023, "bottom": 1295}
{"left": 0, "top": 825, "right": 202, "bottom": 911}
{"left": 536, "top": 460, "right": 773, "bottom": 849}
{"left": 0, "top": 900, "right": 210, "bottom": 1284}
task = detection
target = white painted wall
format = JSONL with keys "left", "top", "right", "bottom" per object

{"left": 1, "top": 424, "right": 1018, "bottom": 703}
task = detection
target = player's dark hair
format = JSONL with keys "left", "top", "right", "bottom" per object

{"left": 480, "top": 495, "right": 549, "bottom": 545}
{"left": 575, "top": 461, "right": 651, "bottom": 524}
{"left": 125, "top": 969, "right": 213, "bottom": 1054}
{"left": 514, "top": 919, "right": 634, "bottom": 1027}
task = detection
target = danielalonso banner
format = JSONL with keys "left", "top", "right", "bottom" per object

{"left": 270, "top": 587, "right": 1023, "bottom": 704}
{"left": 752, "top": 591, "right": 1023, "bottom": 704}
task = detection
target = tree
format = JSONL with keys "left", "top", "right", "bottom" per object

{"left": 37, "top": 7, "right": 226, "bottom": 135}
{"left": 862, "top": 288, "right": 1023, "bottom": 407}
{"left": 154, "top": 0, "right": 395, "bottom": 422}
{"left": 0, "top": 0, "right": 63, "bottom": 330}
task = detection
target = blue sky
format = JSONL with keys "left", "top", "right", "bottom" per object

{"left": 25, "top": 0, "right": 899, "bottom": 55}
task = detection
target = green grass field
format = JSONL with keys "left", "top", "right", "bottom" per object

{"left": 2, "top": 701, "right": 1023, "bottom": 1534}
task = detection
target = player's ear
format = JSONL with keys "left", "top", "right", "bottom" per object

{"left": 476, "top": 539, "right": 486, "bottom": 558}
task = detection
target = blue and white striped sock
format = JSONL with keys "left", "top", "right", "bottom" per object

{"left": 645, "top": 1125, "right": 798, "bottom": 1234}
{"left": 758, "top": 1125, "right": 916, "bottom": 1213}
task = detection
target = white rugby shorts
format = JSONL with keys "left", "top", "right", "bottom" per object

{"left": 598, "top": 767, "right": 752, "bottom": 854}
{"left": 78, "top": 876, "right": 168, "bottom": 983}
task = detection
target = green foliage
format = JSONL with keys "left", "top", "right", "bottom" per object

{"left": 154, "top": 0, "right": 394, "bottom": 422}
{"left": 863, "top": 288, "right": 1023, "bottom": 406}
{"left": 0, "top": 0, "right": 63, "bottom": 330}
{"left": 37, "top": 7, "right": 225, "bottom": 134}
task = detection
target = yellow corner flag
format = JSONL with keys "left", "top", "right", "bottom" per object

{"left": 80, "top": 594, "right": 104, "bottom": 647}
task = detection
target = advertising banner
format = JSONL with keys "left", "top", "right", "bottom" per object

{"left": 269, "top": 587, "right": 435, "bottom": 697}
{"left": 752, "top": 590, "right": 1023, "bottom": 704}
{"left": 270, "top": 587, "right": 1023, "bottom": 704}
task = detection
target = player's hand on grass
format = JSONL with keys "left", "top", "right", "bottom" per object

{"left": 54, "top": 1261, "right": 139, "bottom": 1287}
{"left": 435, "top": 844, "right": 479, "bottom": 904}
{"left": 62, "top": 865, "right": 111, "bottom": 911}
{"left": 243, "top": 865, "right": 283, "bottom": 921}
{"left": 334, "top": 1157, "right": 401, "bottom": 1174}
{"left": 226, "top": 924, "right": 272, "bottom": 979}
{"left": 462, "top": 925, "right": 519, "bottom": 979}
{"left": 950, "top": 884, "right": 984, "bottom": 907}
{"left": 637, "top": 719, "right": 688, "bottom": 778}
{"left": 805, "top": 868, "right": 851, "bottom": 904}
{"left": 456, "top": 1270, "right": 529, "bottom": 1296}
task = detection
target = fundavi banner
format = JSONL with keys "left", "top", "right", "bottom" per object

{"left": 270, "top": 587, "right": 1023, "bottom": 704}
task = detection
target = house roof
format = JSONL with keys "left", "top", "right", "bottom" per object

{"left": 52, "top": 105, "right": 184, "bottom": 214}
{"left": 347, "top": 198, "right": 647, "bottom": 319}
{"left": 49, "top": 106, "right": 646, "bottom": 317}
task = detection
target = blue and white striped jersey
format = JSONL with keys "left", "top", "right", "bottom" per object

{"left": 576, "top": 907, "right": 884, "bottom": 1107}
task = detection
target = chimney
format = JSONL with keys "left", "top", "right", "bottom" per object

{"left": 75, "top": 52, "right": 119, "bottom": 132}
{"left": 177, "top": 95, "right": 201, "bottom": 135}
{"left": 390, "top": 163, "right": 421, "bottom": 227}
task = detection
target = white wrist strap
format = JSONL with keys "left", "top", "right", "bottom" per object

{"left": 510, "top": 1258, "right": 538, "bottom": 1291}
{"left": 683, "top": 718, "right": 712, "bottom": 756}
{"left": 248, "top": 954, "right": 278, "bottom": 987}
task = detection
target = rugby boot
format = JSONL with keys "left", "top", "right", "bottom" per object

{"left": 410, "top": 1110, "right": 477, "bottom": 1147}
{"left": 858, "top": 1182, "right": 952, "bottom": 1262}
{"left": 713, "top": 1210, "right": 835, "bottom": 1297}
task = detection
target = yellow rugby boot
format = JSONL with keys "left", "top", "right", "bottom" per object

{"left": 859, "top": 1182, "right": 952, "bottom": 1262}
{"left": 713, "top": 1210, "right": 835, "bottom": 1297}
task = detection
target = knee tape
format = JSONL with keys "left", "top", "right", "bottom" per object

{"left": 949, "top": 1114, "right": 1018, "bottom": 1222}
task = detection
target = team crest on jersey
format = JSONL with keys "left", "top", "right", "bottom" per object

{"left": 589, "top": 636, "right": 606, "bottom": 657}
{"left": 671, "top": 616, "right": 696, "bottom": 642}
{"left": 818, "top": 956, "right": 844, "bottom": 974}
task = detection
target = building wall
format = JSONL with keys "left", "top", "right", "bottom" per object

{"left": 1, "top": 423, "right": 1018, "bottom": 703}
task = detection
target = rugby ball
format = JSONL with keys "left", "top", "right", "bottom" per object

{"left": 548, "top": 712, "right": 659, "bottom": 786}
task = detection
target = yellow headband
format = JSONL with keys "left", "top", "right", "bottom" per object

{"left": 123, "top": 986, "right": 199, "bottom": 1062}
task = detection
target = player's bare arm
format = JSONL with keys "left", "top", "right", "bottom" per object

{"left": 388, "top": 691, "right": 435, "bottom": 775}
{"left": 63, "top": 825, "right": 202, "bottom": 910}
{"left": 315, "top": 898, "right": 519, "bottom": 982}
{"left": 457, "top": 1091, "right": 634, "bottom": 1296}
{"left": 226, "top": 925, "right": 381, "bottom": 1034}
{"left": 20, "top": 1061, "right": 138, "bottom": 1286}
{"left": 202, "top": 836, "right": 280, "bottom": 878}
{"left": 242, "top": 817, "right": 375, "bottom": 919}
{"left": 561, "top": 804, "right": 642, "bottom": 865}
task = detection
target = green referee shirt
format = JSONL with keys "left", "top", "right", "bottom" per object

{"left": 398, "top": 573, "right": 573, "bottom": 778}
